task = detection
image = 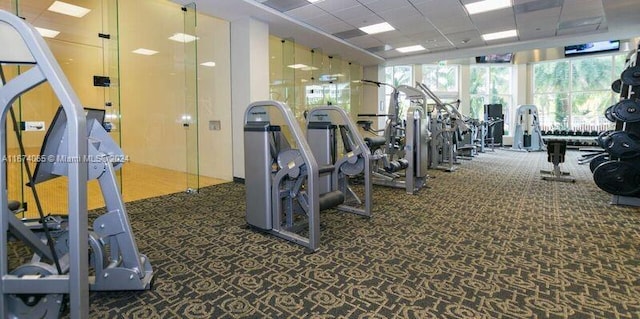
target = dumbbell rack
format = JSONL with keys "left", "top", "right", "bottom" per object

{"left": 541, "top": 131, "right": 600, "bottom": 149}
{"left": 593, "top": 44, "right": 640, "bottom": 207}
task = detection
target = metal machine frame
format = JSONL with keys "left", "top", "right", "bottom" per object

{"left": 416, "top": 82, "right": 469, "bottom": 172}
{"left": 244, "top": 101, "right": 322, "bottom": 252}
{"left": 0, "top": 9, "right": 89, "bottom": 318}
{"left": 512, "top": 104, "right": 545, "bottom": 152}
{"left": 306, "top": 105, "right": 373, "bottom": 217}
{"left": 359, "top": 81, "right": 430, "bottom": 194}
{"left": 1, "top": 10, "right": 153, "bottom": 318}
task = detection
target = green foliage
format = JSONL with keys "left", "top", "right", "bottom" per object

{"left": 533, "top": 54, "right": 625, "bottom": 130}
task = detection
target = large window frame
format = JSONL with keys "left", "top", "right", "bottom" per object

{"left": 532, "top": 54, "right": 626, "bottom": 132}
{"left": 470, "top": 64, "right": 514, "bottom": 134}
{"left": 383, "top": 65, "right": 413, "bottom": 117}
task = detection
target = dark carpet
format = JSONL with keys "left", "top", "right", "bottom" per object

{"left": 18, "top": 149, "right": 640, "bottom": 318}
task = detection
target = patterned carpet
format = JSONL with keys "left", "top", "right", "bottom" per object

{"left": 10, "top": 149, "right": 640, "bottom": 318}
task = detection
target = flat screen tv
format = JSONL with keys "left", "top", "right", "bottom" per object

{"left": 564, "top": 40, "right": 620, "bottom": 57}
{"left": 475, "top": 53, "right": 513, "bottom": 63}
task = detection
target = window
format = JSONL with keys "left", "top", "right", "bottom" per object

{"left": 421, "top": 64, "right": 459, "bottom": 93}
{"left": 383, "top": 65, "right": 413, "bottom": 117}
{"left": 470, "top": 65, "right": 513, "bottom": 133}
{"left": 533, "top": 55, "right": 624, "bottom": 132}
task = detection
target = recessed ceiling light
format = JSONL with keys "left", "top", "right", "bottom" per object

{"left": 168, "top": 33, "right": 199, "bottom": 43}
{"left": 287, "top": 64, "right": 307, "bottom": 69}
{"left": 34, "top": 27, "right": 60, "bottom": 38}
{"left": 132, "top": 48, "right": 158, "bottom": 56}
{"left": 396, "top": 45, "right": 425, "bottom": 53}
{"left": 482, "top": 29, "right": 517, "bottom": 41}
{"left": 307, "top": 0, "right": 324, "bottom": 3}
{"left": 359, "top": 22, "right": 395, "bottom": 35}
{"left": 47, "top": 1, "right": 91, "bottom": 18}
{"left": 465, "top": 0, "right": 511, "bottom": 15}
{"left": 200, "top": 61, "right": 216, "bottom": 67}
{"left": 286, "top": 64, "right": 318, "bottom": 71}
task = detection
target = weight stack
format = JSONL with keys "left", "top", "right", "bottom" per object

{"left": 484, "top": 104, "right": 504, "bottom": 145}
{"left": 591, "top": 44, "right": 640, "bottom": 206}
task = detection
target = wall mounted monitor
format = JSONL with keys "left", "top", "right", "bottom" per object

{"left": 564, "top": 40, "right": 620, "bottom": 57}
{"left": 475, "top": 53, "right": 513, "bottom": 63}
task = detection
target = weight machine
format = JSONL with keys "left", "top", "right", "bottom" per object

{"left": 0, "top": 10, "right": 153, "bottom": 318}
{"left": 358, "top": 80, "right": 429, "bottom": 194}
{"left": 244, "top": 101, "right": 371, "bottom": 253}
{"left": 511, "top": 105, "right": 545, "bottom": 152}
{"left": 415, "top": 82, "right": 469, "bottom": 171}
{"left": 306, "top": 106, "right": 373, "bottom": 217}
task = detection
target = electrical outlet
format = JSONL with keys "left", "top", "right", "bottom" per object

{"left": 209, "top": 120, "right": 221, "bottom": 131}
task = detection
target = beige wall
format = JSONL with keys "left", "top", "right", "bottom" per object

{"left": 197, "top": 15, "right": 232, "bottom": 180}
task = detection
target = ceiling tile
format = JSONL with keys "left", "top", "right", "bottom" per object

{"left": 378, "top": 5, "right": 422, "bottom": 21}
{"left": 514, "top": 0, "right": 563, "bottom": 14}
{"left": 346, "top": 35, "right": 385, "bottom": 48}
{"left": 557, "top": 24, "right": 599, "bottom": 35}
{"left": 362, "top": 0, "right": 409, "bottom": 12}
{"left": 516, "top": 6, "right": 562, "bottom": 27}
{"left": 263, "top": 0, "right": 309, "bottom": 12}
{"left": 558, "top": 16, "right": 602, "bottom": 30}
{"left": 305, "top": 13, "right": 343, "bottom": 27}
{"left": 316, "top": 21, "right": 354, "bottom": 34}
{"left": 313, "top": 0, "right": 361, "bottom": 12}
{"left": 287, "top": 4, "right": 329, "bottom": 20}
{"left": 331, "top": 5, "right": 375, "bottom": 21}
{"left": 518, "top": 27, "right": 557, "bottom": 40}
{"left": 444, "top": 29, "right": 483, "bottom": 46}
{"left": 469, "top": 8, "right": 517, "bottom": 33}
{"left": 333, "top": 29, "right": 367, "bottom": 39}
{"left": 392, "top": 16, "right": 432, "bottom": 33}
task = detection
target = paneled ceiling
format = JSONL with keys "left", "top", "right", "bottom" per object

{"left": 180, "top": 0, "right": 640, "bottom": 66}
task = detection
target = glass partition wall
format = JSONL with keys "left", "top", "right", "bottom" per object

{"left": 1, "top": 0, "right": 229, "bottom": 218}
{"left": 269, "top": 36, "right": 363, "bottom": 121}
{"left": 1, "top": 0, "right": 120, "bottom": 217}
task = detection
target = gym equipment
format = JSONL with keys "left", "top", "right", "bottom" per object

{"left": 359, "top": 81, "right": 430, "bottom": 193}
{"left": 35, "top": 107, "right": 154, "bottom": 292}
{"left": 244, "top": 101, "right": 370, "bottom": 253}
{"left": 593, "top": 161, "right": 640, "bottom": 196}
{"left": 591, "top": 45, "right": 640, "bottom": 207}
{"left": 605, "top": 105, "right": 616, "bottom": 122}
{"left": 1, "top": 10, "right": 153, "bottom": 318}
{"left": 611, "top": 99, "right": 640, "bottom": 123}
{"left": 611, "top": 79, "right": 622, "bottom": 93}
{"left": 512, "top": 105, "right": 545, "bottom": 152}
{"left": 601, "top": 131, "right": 640, "bottom": 159}
{"left": 540, "top": 140, "right": 575, "bottom": 183}
{"left": 589, "top": 153, "right": 609, "bottom": 173}
{"left": 306, "top": 105, "right": 373, "bottom": 217}
{"left": 0, "top": 9, "right": 89, "bottom": 318}
{"left": 620, "top": 66, "right": 640, "bottom": 86}
{"left": 415, "top": 82, "right": 470, "bottom": 171}
{"left": 597, "top": 130, "right": 614, "bottom": 148}
{"left": 484, "top": 104, "right": 504, "bottom": 145}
